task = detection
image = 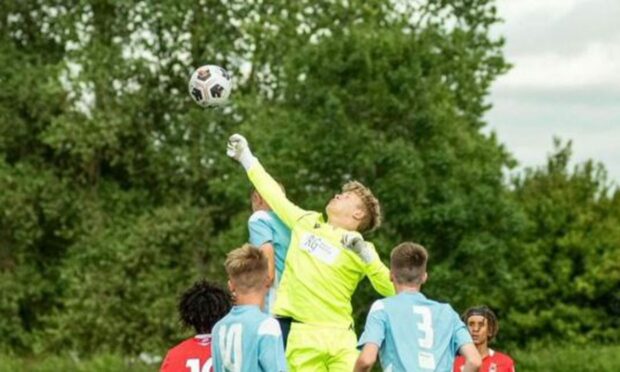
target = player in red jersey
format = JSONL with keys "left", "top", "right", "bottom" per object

{"left": 453, "top": 306, "right": 515, "bottom": 372}
{"left": 160, "top": 280, "right": 232, "bottom": 372}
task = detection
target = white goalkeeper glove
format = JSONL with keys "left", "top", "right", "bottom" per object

{"left": 341, "top": 232, "right": 375, "bottom": 264}
{"left": 226, "top": 133, "right": 256, "bottom": 170}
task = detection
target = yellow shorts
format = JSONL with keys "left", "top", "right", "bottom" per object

{"left": 286, "top": 322, "right": 359, "bottom": 372}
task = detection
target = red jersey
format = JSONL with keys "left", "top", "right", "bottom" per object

{"left": 453, "top": 349, "right": 515, "bottom": 372}
{"left": 160, "top": 334, "right": 213, "bottom": 372}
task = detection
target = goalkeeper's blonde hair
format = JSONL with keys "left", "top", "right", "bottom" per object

{"left": 225, "top": 244, "right": 268, "bottom": 294}
{"left": 342, "top": 180, "right": 382, "bottom": 233}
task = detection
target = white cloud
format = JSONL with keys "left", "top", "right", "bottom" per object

{"left": 497, "top": 0, "right": 585, "bottom": 22}
{"left": 497, "top": 37, "right": 620, "bottom": 89}
{"left": 488, "top": 0, "right": 620, "bottom": 183}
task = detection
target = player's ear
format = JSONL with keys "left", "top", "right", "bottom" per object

{"left": 421, "top": 272, "right": 428, "bottom": 284}
{"left": 227, "top": 280, "right": 235, "bottom": 293}
{"left": 352, "top": 208, "right": 365, "bottom": 222}
{"left": 250, "top": 191, "right": 259, "bottom": 209}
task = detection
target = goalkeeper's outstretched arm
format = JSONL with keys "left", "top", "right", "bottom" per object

{"left": 342, "top": 232, "right": 395, "bottom": 297}
{"left": 227, "top": 133, "right": 308, "bottom": 228}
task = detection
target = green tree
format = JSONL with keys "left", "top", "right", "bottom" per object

{"left": 505, "top": 140, "right": 620, "bottom": 346}
{"left": 6, "top": 0, "right": 605, "bottom": 357}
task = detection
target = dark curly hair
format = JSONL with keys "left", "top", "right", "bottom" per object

{"left": 179, "top": 280, "right": 232, "bottom": 334}
{"left": 462, "top": 305, "right": 499, "bottom": 342}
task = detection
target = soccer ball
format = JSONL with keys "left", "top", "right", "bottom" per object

{"left": 188, "top": 65, "right": 232, "bottom": 107}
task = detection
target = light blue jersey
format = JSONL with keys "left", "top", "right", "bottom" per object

{"left": 212, "top": 305, "right": 287, "bottom": 372}
{"left": 358, "top": 292, "right": 472, "bottom": 372}
{"left": 248, "top": 210, "right": 291, "bottom": 312}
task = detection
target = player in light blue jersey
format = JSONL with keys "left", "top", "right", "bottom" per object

{"left": 355, "top": 242, "right": 481, "bottom": 372}
{"left": 212, "top": 245, "right": 287, "bottom": 372}
{"left": 248, "top": 187, "right": 291, "bottom": 314}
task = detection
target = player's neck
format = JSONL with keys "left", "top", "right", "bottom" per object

{"left": 476, "top": 343, "right": 490, "bottom": 358}
{"left": 395, "top": 284, "right": 421, "bottom": 293}
{"left": 252, "top": 204, "right": 270, "bottom": 212}
{"left": 327, "top": 214, "right": 358, "bottom": 231}
{"left": 234, "top": 292, "right": 265, "bottom": 307}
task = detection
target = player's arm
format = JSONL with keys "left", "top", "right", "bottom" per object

{"left": 355, "top": 300, "right": 387, "bottom": 372}
{"left": 458, "top": 343, "right": 481, "bottom": 372}
{"left": 261, "top": 243, "right": 276, "bottom": 285}
{"left": 342, "top": 233, "right": 396, "bottom": 296}
{"left": 158, "top": 351, "right": 171, "bottom": 372}
{"left": 364, "top": 251, "right": 396, "bottom": 296}
{"left": 248, "top": 216, "right": 276, "bottom": 284}
{"left": 227, "top": 134, "right": 308, "bottom": 228}
{"left": 211, "top": 332, "right": 222, "bottom": 372}
{"left": 452, "top": 309, "right": 481, "bottom": 372}
{"left": 507, "top": 355, "right": 516, "bottom": 372}
{"left": 354, "top": 343, "right": 379, "bottom": 372}
{"left": 257, "top": 318, "right": 288, "bottom": 372}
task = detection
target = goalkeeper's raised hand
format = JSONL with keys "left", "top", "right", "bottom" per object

{"left": 227, "top": 133, "right": 256, "bottom": 170}
{"left": 341, "top": 232, "right": 375, "bottom": 264}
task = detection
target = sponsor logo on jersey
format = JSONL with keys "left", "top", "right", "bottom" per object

{"left": 299, "top": 233, "right": 340, "bottom": 264}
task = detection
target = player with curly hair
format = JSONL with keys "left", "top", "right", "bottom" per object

{"left": 453, "top": 306, "right": 515, "bottom": 372}
{"left": 160, "top": 280, "right": 232, "bottom": 372}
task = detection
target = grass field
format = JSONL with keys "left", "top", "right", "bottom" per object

{"left": 512, "top": 343, "right": 620, "bottom": 371}
{"left": 0, "top": 354, "right": 154, "bottom": 372}
{"left": 2, "top": 344, "right": 619, "bottom": 371}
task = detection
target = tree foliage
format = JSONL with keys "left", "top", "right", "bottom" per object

{"left": 505, "top": 140, "right": 620, "bottom": 346}
{"left": 0, "top": 0, "right": 617, "bottom": 356}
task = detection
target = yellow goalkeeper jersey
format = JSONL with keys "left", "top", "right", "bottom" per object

{"left": 247, "top": 161, "right": 395, "bottom": 328}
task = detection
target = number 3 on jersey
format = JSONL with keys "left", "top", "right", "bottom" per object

{"left": 218, "top": 323, "right": 243, "bottom": 372}
{"left": 413, "top": 306, "right": 436, "bottom": 370}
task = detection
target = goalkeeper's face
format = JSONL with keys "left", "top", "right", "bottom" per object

{"left": 326, "top": 191, "right": 366, "bottom": 226}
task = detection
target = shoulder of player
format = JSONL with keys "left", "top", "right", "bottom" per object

{"left": 249, "top": 210, "right": 273, "bottom": 224}
{"left": 491, "top": 350, "right": 515, "bottom": 364}
{"left": 408, "top": 295, "right": 461, "bottom": 316}
{"left": 257, "top": 317, "right": 281, "bottom": 336}
{"left": 295, "top": 210, "right": 322, "bottom": 225}
{"left": 165, "top": 337, "right": 199, "bottom": 355}
{"left": 368, "top": 299, "right": 387, "bottom": 314}
{"left": 420, "top": 296, "right": 457, "bottom": 312}
{"left": 211, "top": 314, "right": 230, "bottom": 332}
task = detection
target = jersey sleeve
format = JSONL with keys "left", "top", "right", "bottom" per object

{"left": 159, "top": 351, "right": 172, "bottom": 372}
{"left": 501, "top": 353, "right": 516, "bottom": 372}
{"left": 357, "top": 300, "right": 387, "bottom": 349}
{"left": 247, "top": 161, "right": 310, "bottom": 229}
{"left": 363, "top": 243, "right": 396, "bottom": 297}
{"left": 450, "top": 307, "right": 473, "bottom": 354}
{"left": 248, "top": 212, "right": 274, "bottom": 246}
{"left": 257, "top": 318, "right": 288, "bottom": 371}
{"left": 452, "top": 355, "right": 465, "bottom": 372}
{"left": 211, "top": 325, "right": 223, "bottom": 371}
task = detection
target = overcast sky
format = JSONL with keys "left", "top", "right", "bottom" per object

{"left": 487, "top": 0, "right": 620, "bottom": 184}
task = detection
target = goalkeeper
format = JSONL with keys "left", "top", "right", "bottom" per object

{"left": 227, "top": 134, "right": 395, "bottom": 371}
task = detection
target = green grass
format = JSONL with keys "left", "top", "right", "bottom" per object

{"left": 2, "top": 343, "right": 619, "bottom": 371}
{"left": 513, "top": 343, "right": 620, "bottom": 372}
{"left": 0, "top": 354, "right": 156, "bottom": 372}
